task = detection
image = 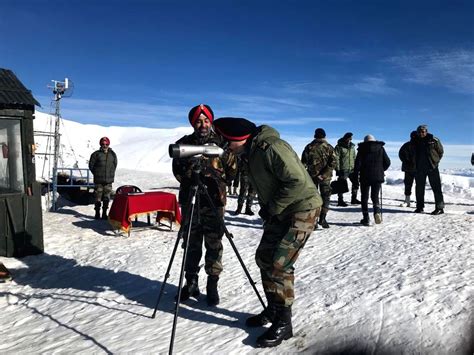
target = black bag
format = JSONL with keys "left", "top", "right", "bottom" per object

{"left": 330, "top": 179, "right": 349, "bottom": 195}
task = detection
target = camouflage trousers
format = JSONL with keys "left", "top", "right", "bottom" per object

{"left": 256, "top": 208, "right": 319, "bottom": 307}
{"left": 181, "top": 205, "right": 224, "bottom": 277}
{"left": 314, "top": 179, "right": 331, "bottom": 213}
{"left": 237, "top": 176, "right": 257, "bottom": 206}
{"left": 94, "top": 183, "right": 113, "bottom": 202}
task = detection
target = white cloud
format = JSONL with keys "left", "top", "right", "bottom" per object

{"left": 389, "top": 49, "right": 474, "bottom": 94}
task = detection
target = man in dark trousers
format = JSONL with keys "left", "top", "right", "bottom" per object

{"left": 301, "top": 128, "right": 337, "bottom": 228}
{"left": 172, "top": 104, "right": 237, "bottom": 306}
{"left": 89, "top": 137, "right": 118, "bottom": 219}
{"left": 398, "top": 131, "right": 417, "bottom": 207}
{"left": 354, "top": 134, "right": 391, "bottom": 226}
{"left": 213, "top": 117, "right": 322, "bottom": 348}
{"left": 414, "top": 124, "right": 444, "bottom": 215}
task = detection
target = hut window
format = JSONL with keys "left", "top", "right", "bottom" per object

{"left": 0, "top": 118, "right": 24, "bottom": 193}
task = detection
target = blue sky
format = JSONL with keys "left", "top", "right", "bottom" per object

{"left": 1, "top": 0, "right": 473, "bottom": 163}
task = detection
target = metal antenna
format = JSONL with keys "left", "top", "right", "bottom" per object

{"left": 47, "top": 78, "right": 74, "bottom": 210}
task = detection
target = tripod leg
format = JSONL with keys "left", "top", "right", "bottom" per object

{"left": 199, "top": 183, "right": 266, "bottom": 309}
{"left": 151, "top": 185, "right": 196, "bottom": 318}
{"left": 169, "top": 187, "right": 198, "bottom": 355}
{"left": 151, "top": 232, "right": 182, "bottom": 318}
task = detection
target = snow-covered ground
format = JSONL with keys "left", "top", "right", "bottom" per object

{"left": 0, "top": 114, "right": 473, "bottom": 354}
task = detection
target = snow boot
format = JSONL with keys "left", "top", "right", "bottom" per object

{"left": 94, "top": 202, "right": 101, "bottom": 219}
{"left": 101, "top": 199, "right": 109, "bottom": 220}
{"left": 351, "top": 192, "right": 361, "bottom": 205}
{"left": 414, "top": 207, "right": 424, "bottom": 213}
{"left": 318, "top": 212, "right": 329, "bottom": 228}
{"left": 206, "top": 275, "right": 220, "bottom": 306}
{"left": 337, "top": 195, "right": 348, "bottom": 207}
{"left": 234, "top": 203, "right": 243, "bottom": 216}
{"left": 256, "top": 306, "right": 293, "bottom": 347}
{"left": 374, "top": 213, "right": 382, "bottom": 224}
{"left": 431, "top": 208, "right": 444, "bottom": 215}
{"left": 244, "top": 204, "right": 254, "bottom": 216}
{"left": 177, "top": 273, "right": 200, "bottom": 302}
{"left": 360, "top": 213, "right": 370, "bottom": 226}
{"left": 246, "top": 304, "right": 276, "bottom": 327}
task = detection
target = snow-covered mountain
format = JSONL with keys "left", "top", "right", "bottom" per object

{"left": 0, "top": 112, "right": 472, "bottom": 354}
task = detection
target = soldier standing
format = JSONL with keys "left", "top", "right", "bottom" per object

{"left": 301, "top": 128, "right": 337, "bottom": 228}
{"left": 172, "top": 104, "right": 237, "bottom": 306}
{"left": 214, "top": 117, "right": 322, "bottom": 348}
{"left": 89, "top": 137, "right": 117, "bottom": 219}
{"left": 413, "top": 124, "right": 444, "bottom": 215}
{"left": 398, "top": 131, "right": 417, "bottom": 207}
{"left": 334, "top": 132, "right": 360, "bottom": 206}
{"left": 233, "top": 156, "right": 257, "bottom": 216}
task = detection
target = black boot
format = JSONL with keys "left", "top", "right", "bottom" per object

{"left": 101, "top": 199, "right": 109, "bottom": 220}
{"left": 318, "top": 212, "right": 329, "bottom": 228}
{"left": 177, "top": 273, "right": 200, "bottom": 302}
{"left": 244, "top": 204, "right": 254, "bottom": 216}
{"left": 206, "top": 275, "right": 220, "bottom": 306}
{"left": 256, "top": 306, "right": 293, "bottom": 347}
{"left": 337, "top": 195, "right": 348, "bottom": 207}
{"left": 246, "top": 304, "right": 276, "bottom": 327}
{"left": 360, "top": 212, "right": 370, "bottom": 226}
{"left": 234, "top": 203, "right": 243, "bottom": 215}
{"left": 351, "top": 193, "right": 361, "bottom": 205}
{"left": 94, "top": 202, "right": 101, "bottom": 219}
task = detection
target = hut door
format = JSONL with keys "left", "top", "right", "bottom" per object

{"left": 0, "top": 118, "right": 24, "bottom": 193}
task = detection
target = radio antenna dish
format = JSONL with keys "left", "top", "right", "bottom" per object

{"left": 48, "top": 78, "right": 74, "bottom": 101}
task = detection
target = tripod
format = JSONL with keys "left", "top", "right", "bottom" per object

{"left": 151, "top": 160, "right": 266, "bottom": 354}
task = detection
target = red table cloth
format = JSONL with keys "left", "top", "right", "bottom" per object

{"left": 108, "top": 191, "right": 181, "bottom": 233}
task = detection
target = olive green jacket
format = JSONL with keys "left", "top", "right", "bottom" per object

{"left": 246, "top": 125, "right": 322, "bottom": 219}
{"left": 334, "top": 138, "right": 356, "bottom": 176}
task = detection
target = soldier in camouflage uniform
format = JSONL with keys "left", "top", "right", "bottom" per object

{"left": 89, "top": 136, "right": 118, "bottom": 219}
{"left": 234, "top": 156, "right": 257, "bottom": 215}
{"left": 301, "top": 128, "right": 337, "bottom": 228}
{"left": 172, "top": 104, "right": 237, "bottom": 306}
{"left": 214, "top": 117, "right": 322, "bottom": 348}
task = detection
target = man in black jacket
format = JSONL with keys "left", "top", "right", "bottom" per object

{"left": 89, "top": 137, "right": 118, "bottom": 219}
{"left": 354, "top": 134, "right": 391, "bottom": 226}
{"left": 414, "top": 125, "right": 444, "bottom": 215}
{"left": 398, "top": 131, "right": 417, "bottom": 207}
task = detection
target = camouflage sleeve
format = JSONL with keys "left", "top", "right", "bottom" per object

{"left": 172, "top": 157, "right": 193, "bottom": 183}
{"left": 223, "top": 151, "right": 238, "bottom": 183}
{"left": 435, "top": 138, "right": 444, "bottom": 160}
{"left": 320, "top": 147, "right": 336, "bottom": 177}
{"left": 301, "top": 146, "right": 308, "bottom": 168}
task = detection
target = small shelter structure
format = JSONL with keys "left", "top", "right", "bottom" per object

{"left": 0, "top": 68, "right": 43, "bottom": 257}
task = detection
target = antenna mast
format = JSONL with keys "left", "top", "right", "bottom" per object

{"left": 47, "top": 78, "right": 73, "bottom": 210}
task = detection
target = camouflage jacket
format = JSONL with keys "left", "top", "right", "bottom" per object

{"left": 246, "top": 125, "right": 322, "bottom": 220}
{"left": 301, "top": 138, "right": 337, "bottom": 182}
{"left": 172, "top": 130, "right": 237, "bottom": 207}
